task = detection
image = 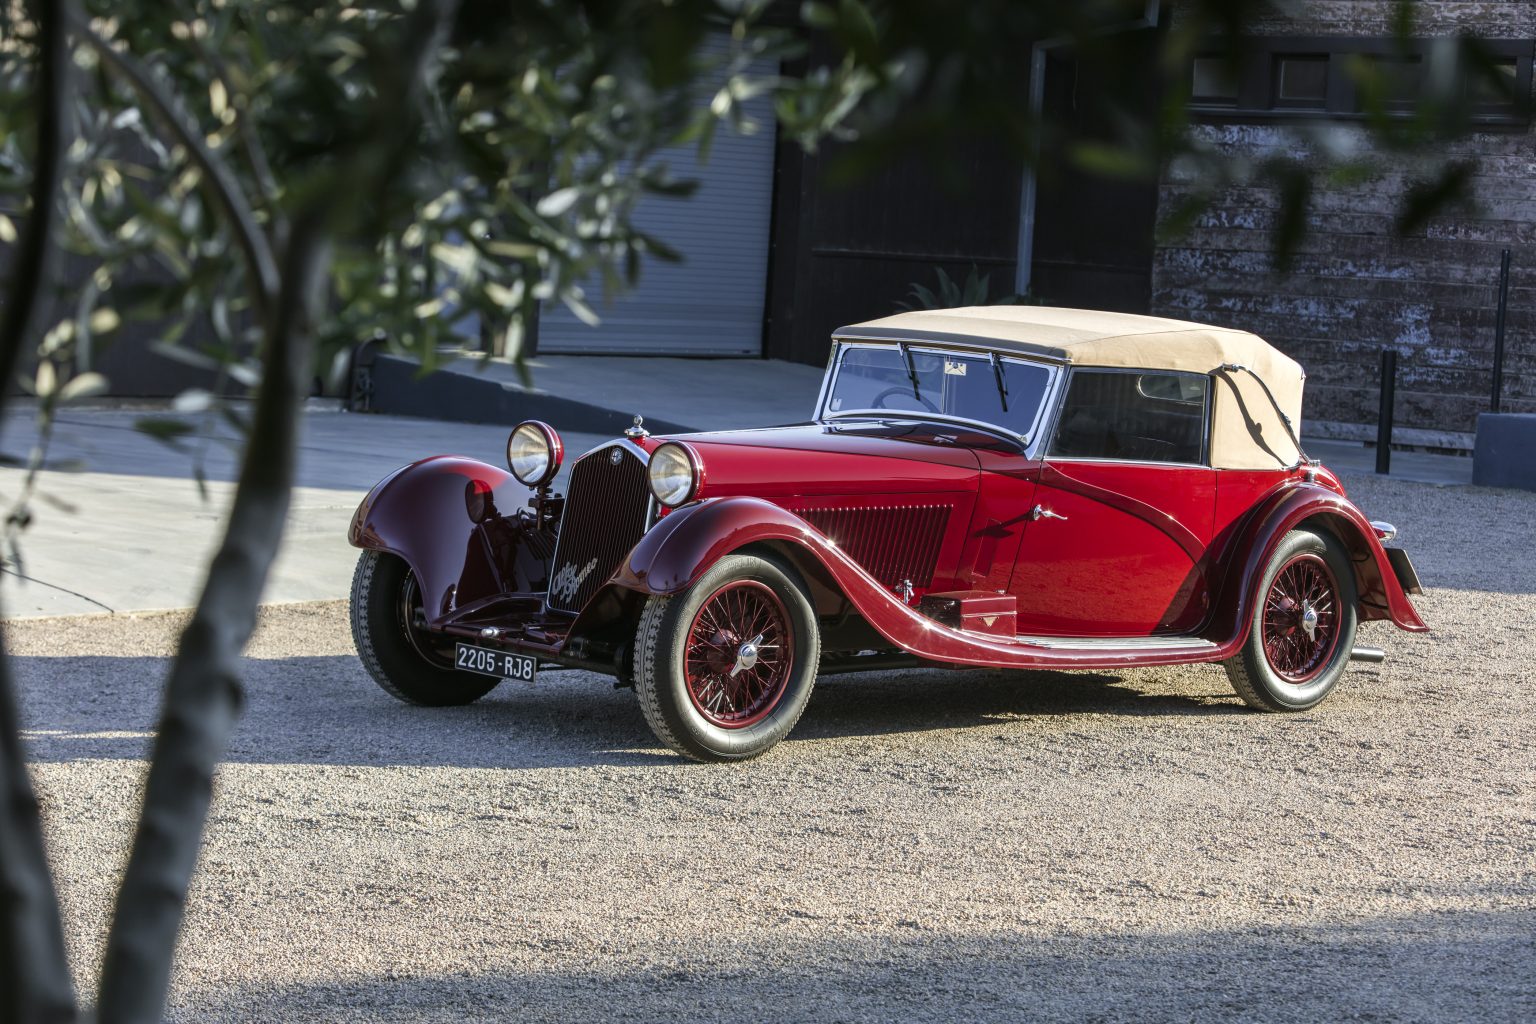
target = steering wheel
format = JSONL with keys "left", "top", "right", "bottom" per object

{"left": 870, "top": 386, "right": 940, "bottom": 413}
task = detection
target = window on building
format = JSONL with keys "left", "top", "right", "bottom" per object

{"left": 1049, "top": 370, "right": 1209, "bottom": 464}
{"left": 1352, "top": 55, "right": 1424, "bottom": 112}
{"left": 1187, "top": 37, "right": 1531, "bottom": 128}
{"left": 1191, "top": 56, "right": 1239, "bottom": 105}
{"left": 1379, "top": 56, "right": 1423, "bottom": 104}
{"left": 1274, "top": 54, "right": 1330, "bottom": 107}
{"left": 1473, "top": 58, "right": 1520, "bottom": 105}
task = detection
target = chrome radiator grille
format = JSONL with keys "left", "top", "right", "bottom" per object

{"left": 546, "top": 445, "right": 651, "bottom": 613}
{"left": 788, "top": 503, "right": 951, "bottom": 589}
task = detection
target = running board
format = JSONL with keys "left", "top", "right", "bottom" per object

{"left": 1012, "top": 634, "right": 1219, "bottom": 652}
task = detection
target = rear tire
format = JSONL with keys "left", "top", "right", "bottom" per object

{"left": 350, "top": 550, "right": 500, "bottom": 707}
{"left": 633, "top": 553, "right": 820, "bottom": 762}
{"left": 1224, "top": 528, "right": 1358, "bottom": 712}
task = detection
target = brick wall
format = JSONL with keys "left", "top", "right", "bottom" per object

{"left": 1154, "top": 1, "right": 1536, "bottom": 447}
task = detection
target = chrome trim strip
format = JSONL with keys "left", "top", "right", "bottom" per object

{"left": 1043, "top": 456, "right": 1214, "bottom": 471}
{"left": 1013, "top": 635, "right": 1219, "bottom": 651}
{"left": 575, "top": 437, "right": 652, "bottom": 465}
{"left": 1043, "top": 365, "right": 1212, "bottom": 467}
{"left": 812, "top": 339, "right": 840, "bottom": 424}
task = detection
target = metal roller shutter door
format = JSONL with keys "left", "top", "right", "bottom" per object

{"left": 537, "top": 38, "right": 777, "bottom": 356}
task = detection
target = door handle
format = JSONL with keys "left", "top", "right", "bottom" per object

{"left": 1030, "top": 504, "right": 1067, "bottom": 522}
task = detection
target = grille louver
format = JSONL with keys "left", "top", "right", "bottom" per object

{"left": 547, "top": 447, "right": 651, "bottom": 613}
{"left": 788, "top": 503, "right": 950, "bottom": 589}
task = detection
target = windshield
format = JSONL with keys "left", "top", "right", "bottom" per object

{"left": 823, "top": 345, "right": 1054, "bottom": 440}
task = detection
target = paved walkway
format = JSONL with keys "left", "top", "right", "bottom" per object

{"left": 0, "top": 405, "right": 605, "bottom": 619}
{"left": 0, "top": 381, "right": 1474, "bottom": 618}
{"left": 472, "top": 353, "right": 828, "bottom": 431}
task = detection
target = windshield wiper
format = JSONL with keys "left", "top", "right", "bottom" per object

{"left": 898, "top": 342, "right": 921, "bottom": 402}
{"left": 989, "top": 352, "right": 1009, "bottom": 413}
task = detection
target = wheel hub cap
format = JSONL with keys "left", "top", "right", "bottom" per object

{"left": 1299, "top": 603, "right": 1319, "bottom": 642}
{"left": 730, "top": 635, "right": 763, "bottom": 677}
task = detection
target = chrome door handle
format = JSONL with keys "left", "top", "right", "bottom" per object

{"left": 1030, "top": 504, "right": 1067, "bottom": 522}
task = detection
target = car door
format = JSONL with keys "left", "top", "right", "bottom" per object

{"left": 962, "top": 448, "right": 1041, "bottom": 593}
{"left": 1009, "top": 368, "right": 1217, "bottom": 637}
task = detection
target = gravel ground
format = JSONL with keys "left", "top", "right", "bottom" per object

{"left": 9, "top": 470, "right": 1535, "bottom": 1023}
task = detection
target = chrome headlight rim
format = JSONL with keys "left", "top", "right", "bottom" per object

{"left": 506, "top": 420, "right": 563, "bottom": 488}
{"left": 647, "top": 441, "right": 702, "bottom": 507}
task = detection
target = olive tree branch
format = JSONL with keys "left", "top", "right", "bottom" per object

{"left": 65, "top": 8, "right": 280, "bottom": 323}
{"left": 0, "top": 0, "right": 82, "bottom": 1019}
{"left": 92, "top": 5, "right": 460, "bottom": 1022}
{"left": 179, "top": 3, "right": 283, "bottom": 233}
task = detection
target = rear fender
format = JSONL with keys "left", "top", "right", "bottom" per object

{"left": 1211, "top": 482, "right": 1429, "bottom": 642}
{"left": 349, "top": 456, "right": 550, "bottom": 626}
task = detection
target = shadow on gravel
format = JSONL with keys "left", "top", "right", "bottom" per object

{"left": 170, "top": 908, "right": 1536, "bottom": 1024}
{"left": 800, "top": 666, "right": 1244, "bottom": 745}
{"left": 15, "top": 653, "right": 1243, "bottom": 769}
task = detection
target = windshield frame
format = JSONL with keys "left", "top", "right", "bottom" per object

{"left": 815, "top": 339, "right": 1064, "bottom": 455}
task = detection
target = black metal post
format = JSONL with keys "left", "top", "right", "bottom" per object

{"left": 1376, "top": 348, "right": 1397, "bottom": 475}
{"left": 1492, "top": 248, "right": 1511, "bottom": 413}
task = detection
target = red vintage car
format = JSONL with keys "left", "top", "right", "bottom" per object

{"left": 348, "top": 306, "right": 1426, "bottom": 761}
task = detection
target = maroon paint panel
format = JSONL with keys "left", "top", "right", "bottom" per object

{"left": 679, "top": 421, "right": 998, "bottom": 468}
{"left": 614, "top": 480, "right": 1423, "bottom": 671}
{"left": 963, "top": 449, "right": 1040, "bottom": 594}
{"left": 676, "top": 424, "right": 981, "bottom": 500}
{"left": 668, "top": 424, "right": 984, "bottom": 602}
{"left": 1206, "top": 481, "right": 1428, "bottom": 636}
{"left": 613, "top": 496, "right": 1242, "bottom": 670}
{"left": 1011, "top": 460, "right": 1218, "bottom": 637}
{"left": 348, "top": 455, "right": 545, "bottom": 626}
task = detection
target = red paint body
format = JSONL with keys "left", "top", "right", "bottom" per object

{"left": 350, "top": 401, "right": 1425, "bottom": 678}
{"left": 349, "top": 456, "right": 552, "bottom": 626}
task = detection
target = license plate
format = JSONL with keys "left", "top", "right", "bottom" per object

{"left": 454, "top": 643, "right": 537, "bottom": 682}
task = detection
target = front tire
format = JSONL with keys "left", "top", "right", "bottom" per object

{"left": 633, "top": 552, "right": 820, "bottom": 762}
{"left": 350, "top": 550, "right": 500, "bottom": 707}
{"left": 1224, "top": 527, "right": 1358, "bottom": 712}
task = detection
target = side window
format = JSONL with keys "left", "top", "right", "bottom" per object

{"left": 1048, "top": 370, "right": 1209, "bottom": 464}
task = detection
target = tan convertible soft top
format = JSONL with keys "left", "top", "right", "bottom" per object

{"left": 836, "top": 306, "right": 1304, "bottom": 470}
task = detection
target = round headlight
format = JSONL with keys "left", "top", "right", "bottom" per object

{"left": 506, "top": 420, "right": 562, "bottom": 487}
{"left": 648, "top": 442, "right": 699, "bottom": 507}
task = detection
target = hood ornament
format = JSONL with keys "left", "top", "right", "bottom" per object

{"left": 624, "top": 414, "right": 649, "bottom": 439}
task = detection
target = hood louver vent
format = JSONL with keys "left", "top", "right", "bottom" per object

{"left": 786, "top": 503, "right": 950, "bottom": 589}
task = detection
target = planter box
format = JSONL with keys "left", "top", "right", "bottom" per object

{"left": 1473, "top": 413, "right": 1536, "bottom": 491}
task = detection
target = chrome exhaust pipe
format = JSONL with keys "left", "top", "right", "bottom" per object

{"left": 1350, "top": 646, "right": 1387, "bottom": 664}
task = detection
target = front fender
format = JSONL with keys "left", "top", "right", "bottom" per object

{"left": 611, "top": 497, "right": 1059, "bottom": 669}
{"left": 349, "top": 456, "right": 549, "bottom": 625}
{"left": 1212, "top": 481, "right": 1429, "bottom": 642}
{"left": 614, "top": 496, "right": 832, "bottom": 595}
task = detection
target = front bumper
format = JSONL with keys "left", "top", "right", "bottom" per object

{"left": 428, "top": 592, "right": 631, "bottom": 677}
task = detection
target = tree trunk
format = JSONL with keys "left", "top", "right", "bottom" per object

{"left": 92, "top": 220, "right": 327, "bottom": 1024}
{"left": 0, "top": 0, "right": 82, "bottom": 1020}
{"left": 90, "top": 4, "right": 459, "bottom": 1018}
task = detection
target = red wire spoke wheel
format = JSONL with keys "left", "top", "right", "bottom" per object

{"left": 1261, "top": 552, "right": 1341, "bottom": 684}
{"left": 683, "top": 580, "right": 795, "bottom": 728}
{"left": 1224, "top": 528, "right": 1358, "bottom": 713}
{"left": 634, "top": 552, "right": 820, "bottom": 761}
